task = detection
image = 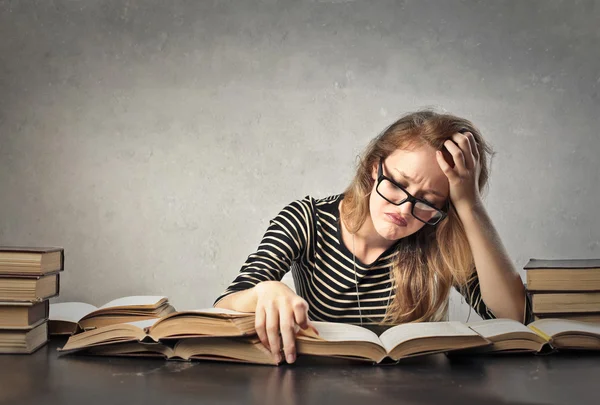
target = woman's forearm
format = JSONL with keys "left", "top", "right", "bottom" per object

{"left": 456, "top": 201, "right": 527, "bottom": 322}
{"left": 214, "top": 288, "right": 258, "bottom": 312}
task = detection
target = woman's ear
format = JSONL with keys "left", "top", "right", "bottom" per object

{"left": 371, "top": 163, "right": 378, "bottom": 181}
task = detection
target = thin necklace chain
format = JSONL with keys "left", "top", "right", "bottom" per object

{"left": 351, "top": 232, "right": 394, "bottom": 326}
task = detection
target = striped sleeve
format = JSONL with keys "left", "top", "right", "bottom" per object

{"left": 459, "top": 271, "right": 534, "bottom": 324}
{"left": 213, "top": 198, "right": 313, "bottom": 306}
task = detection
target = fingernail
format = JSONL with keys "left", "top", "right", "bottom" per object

{"left": 287, "top": 354, "right": 295, "bottom": 363}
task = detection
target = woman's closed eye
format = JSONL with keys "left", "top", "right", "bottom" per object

{"left": 393, "top": 182, "right": 438, "bottom": 206}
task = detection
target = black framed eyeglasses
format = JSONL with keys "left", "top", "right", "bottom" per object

{"left": 376, "top": 159, "right": 449, "bottom": 225}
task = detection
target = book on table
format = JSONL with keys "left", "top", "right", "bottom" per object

{"left": 59, "top": 315, "right": 600, "bottom": 365}
{"left": 58, "top": 307, "right": 256, "bottom": 352}
{"left": 0, "top": 247, "right": 64, "bottom": 276}
{"left": 455, "top": 318, "right": 600, "bottom": 354}
{"left": 294, "top": 321, "right": 491, "bottom": 363}
{"left": 0, "top": 322, "right": 48, "bottom": 354}
{"left": 82, "top": 336, "right": 277, "bottom": 365}
{"left": 0, "top": 301, "right": 49, "bottom": 329}
{"left": 49, "top": 296, "right": 176, "bottom": 335}
{"left": 524, "top": 258, "right": 600, "bottom": 291}
{"left": 526, "top": 318, "right": 600, "bottom": 350}
{"left": 304, "top": 319, "right": 600, "bottom": 356}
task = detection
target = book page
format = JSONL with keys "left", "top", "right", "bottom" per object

{"left": 49, "top": 302, "right": 98, "bottom": 323}
{"left": 307, "top": 322, "right": 382, "bottom": 347}
{"left": 379, "top": 321, "right": 479, "bottom": 353}
{"left": 530, "top": 318, "right": 600, "bottom": 337}
{"left": 468, "top": 319, "right": 535, "bottom": 339}
{"left": 128, "top": 319, "right": 160, "bottom": 329}
{"left": 99, "top": 296, "right": 167, "bottom": 309}
{"left": 187, "top": 308, "right": 253, "bottom": 316}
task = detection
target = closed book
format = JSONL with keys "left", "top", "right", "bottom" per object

{"left": 0, "top": 247, "right": 64, "bottom": 276}
{"left": 0, "top": 301, "right": 49, "bottom": 328}
{"left": 531, "top": 291, "right": 600, "bottom": 313}
{"left": 0, "top": 273, "right": 59, "bottom": 302}
{"left": 0, "top": 322, "right": 48, "bottom": 354}
{"left": 524, "top": 258, "right": 600, "bottom": 291}
{"left": 533, "top": 313, "right": 600, "bottom": 323}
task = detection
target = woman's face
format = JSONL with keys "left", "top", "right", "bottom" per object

{"left": 368, "top": 145, "right": 450, "bottom": 241}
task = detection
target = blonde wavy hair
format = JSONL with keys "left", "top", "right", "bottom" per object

{"left": 340, "top": 109, "right": 495, "bottom": 324}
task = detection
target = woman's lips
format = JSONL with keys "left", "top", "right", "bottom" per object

{"left": 385, "top": 213, "right": 407, "bottom": 227}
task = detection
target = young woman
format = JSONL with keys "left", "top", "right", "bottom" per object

{"left": 214, "top": 110, "right": 532, "bottom": 364}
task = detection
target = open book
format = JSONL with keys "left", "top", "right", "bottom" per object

{"left": 49, "top": 296, "right": 175, "bottom": 335}
{"left": 527, "top": 318, "right": 600, "bottom": 350}
{"left": 58, "top": 308, "right": 256, "bottom": 352}
{"left": 80, "top": 337, "right": 277, "bottom": 365}
{"left": 464, "top": 319, "right": 549, "bottom": 353}
{"left": 294, "top": 321, "right": 490, "bottom": 363}
{"left": 452, "top": 318, "right": 600, "bottom": 354}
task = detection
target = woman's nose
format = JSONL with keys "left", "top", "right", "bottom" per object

{"left": 397, "top": 200, "right": 413, "bottom": 216}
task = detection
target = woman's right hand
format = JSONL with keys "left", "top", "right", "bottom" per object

{"left": 253, "top": 281, "right": 316, "bottom": 364}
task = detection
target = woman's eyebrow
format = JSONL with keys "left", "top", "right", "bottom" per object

{"left": 395, "top": 169, "right": 445, "bottom": 199}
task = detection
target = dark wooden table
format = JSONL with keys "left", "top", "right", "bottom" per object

{"left": 1, "top": 338, "right": 599, "bottom": 405}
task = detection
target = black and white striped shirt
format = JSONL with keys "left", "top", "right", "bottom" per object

{"left": 215, "top": 194, "right": 530, "bottom": 325}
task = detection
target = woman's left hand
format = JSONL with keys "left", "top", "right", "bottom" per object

{"left": 435, "top": 131, "right": 482, "bottom": 212}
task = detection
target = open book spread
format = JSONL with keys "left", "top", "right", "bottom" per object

{"left": 82, "top": 337, "right": 276, "bottom": 365}
{"left": 453, "top": 318, "right": 600, "bottom": 354}
{"left": 49, "top": 296, "right": 176, "bottom": 334}
{"left": 58, "top": 308, "right": 256, "bottom": 352}
{"left": 296, "top": 321, "right": 490, "bottom": 363}
{"left": 527, "top": 319, "right": 600, "bottom": 350}
{"left": 463, "top": 319, "right": 549, "bottom": 353}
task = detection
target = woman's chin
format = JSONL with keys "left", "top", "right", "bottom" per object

{"left": 376, "top": 222, "right": 415, "bottom": 241}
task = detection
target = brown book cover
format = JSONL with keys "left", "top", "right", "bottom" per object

{"left": 0, "top": 273, "right": 60, "bottom": 302}
{"left": 0, "top": 322, "right": 48, "bottom": 354}
{"left": 530, "top": 291, "right": 600, "bottom": 313}
{"left": 0, "top": 247, "right": 64, "bottom": 276}
{"left": 533, "top": 313, "right": 600, "bottom": 323}
{"left": 524, "top": 259, "right": 600, "bottom": 269}
{"left": 0, "top": 301, "right": 49, "bottom": 328}
{"left": 524, "top": 258, "right": 600, "bottom": 291}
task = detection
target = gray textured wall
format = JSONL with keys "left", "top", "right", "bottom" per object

{"left": 1, "top": 0, "right": 598, "bottom": 321}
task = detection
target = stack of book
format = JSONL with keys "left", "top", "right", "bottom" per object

{"left": 0, "top": 246, "right": 64, "bottom": 354}
{"left": 56, "top": 308, "right": 600, "bottom": 365}
{"left": 525, "top": 259, "right": 600, "bottom": 323}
